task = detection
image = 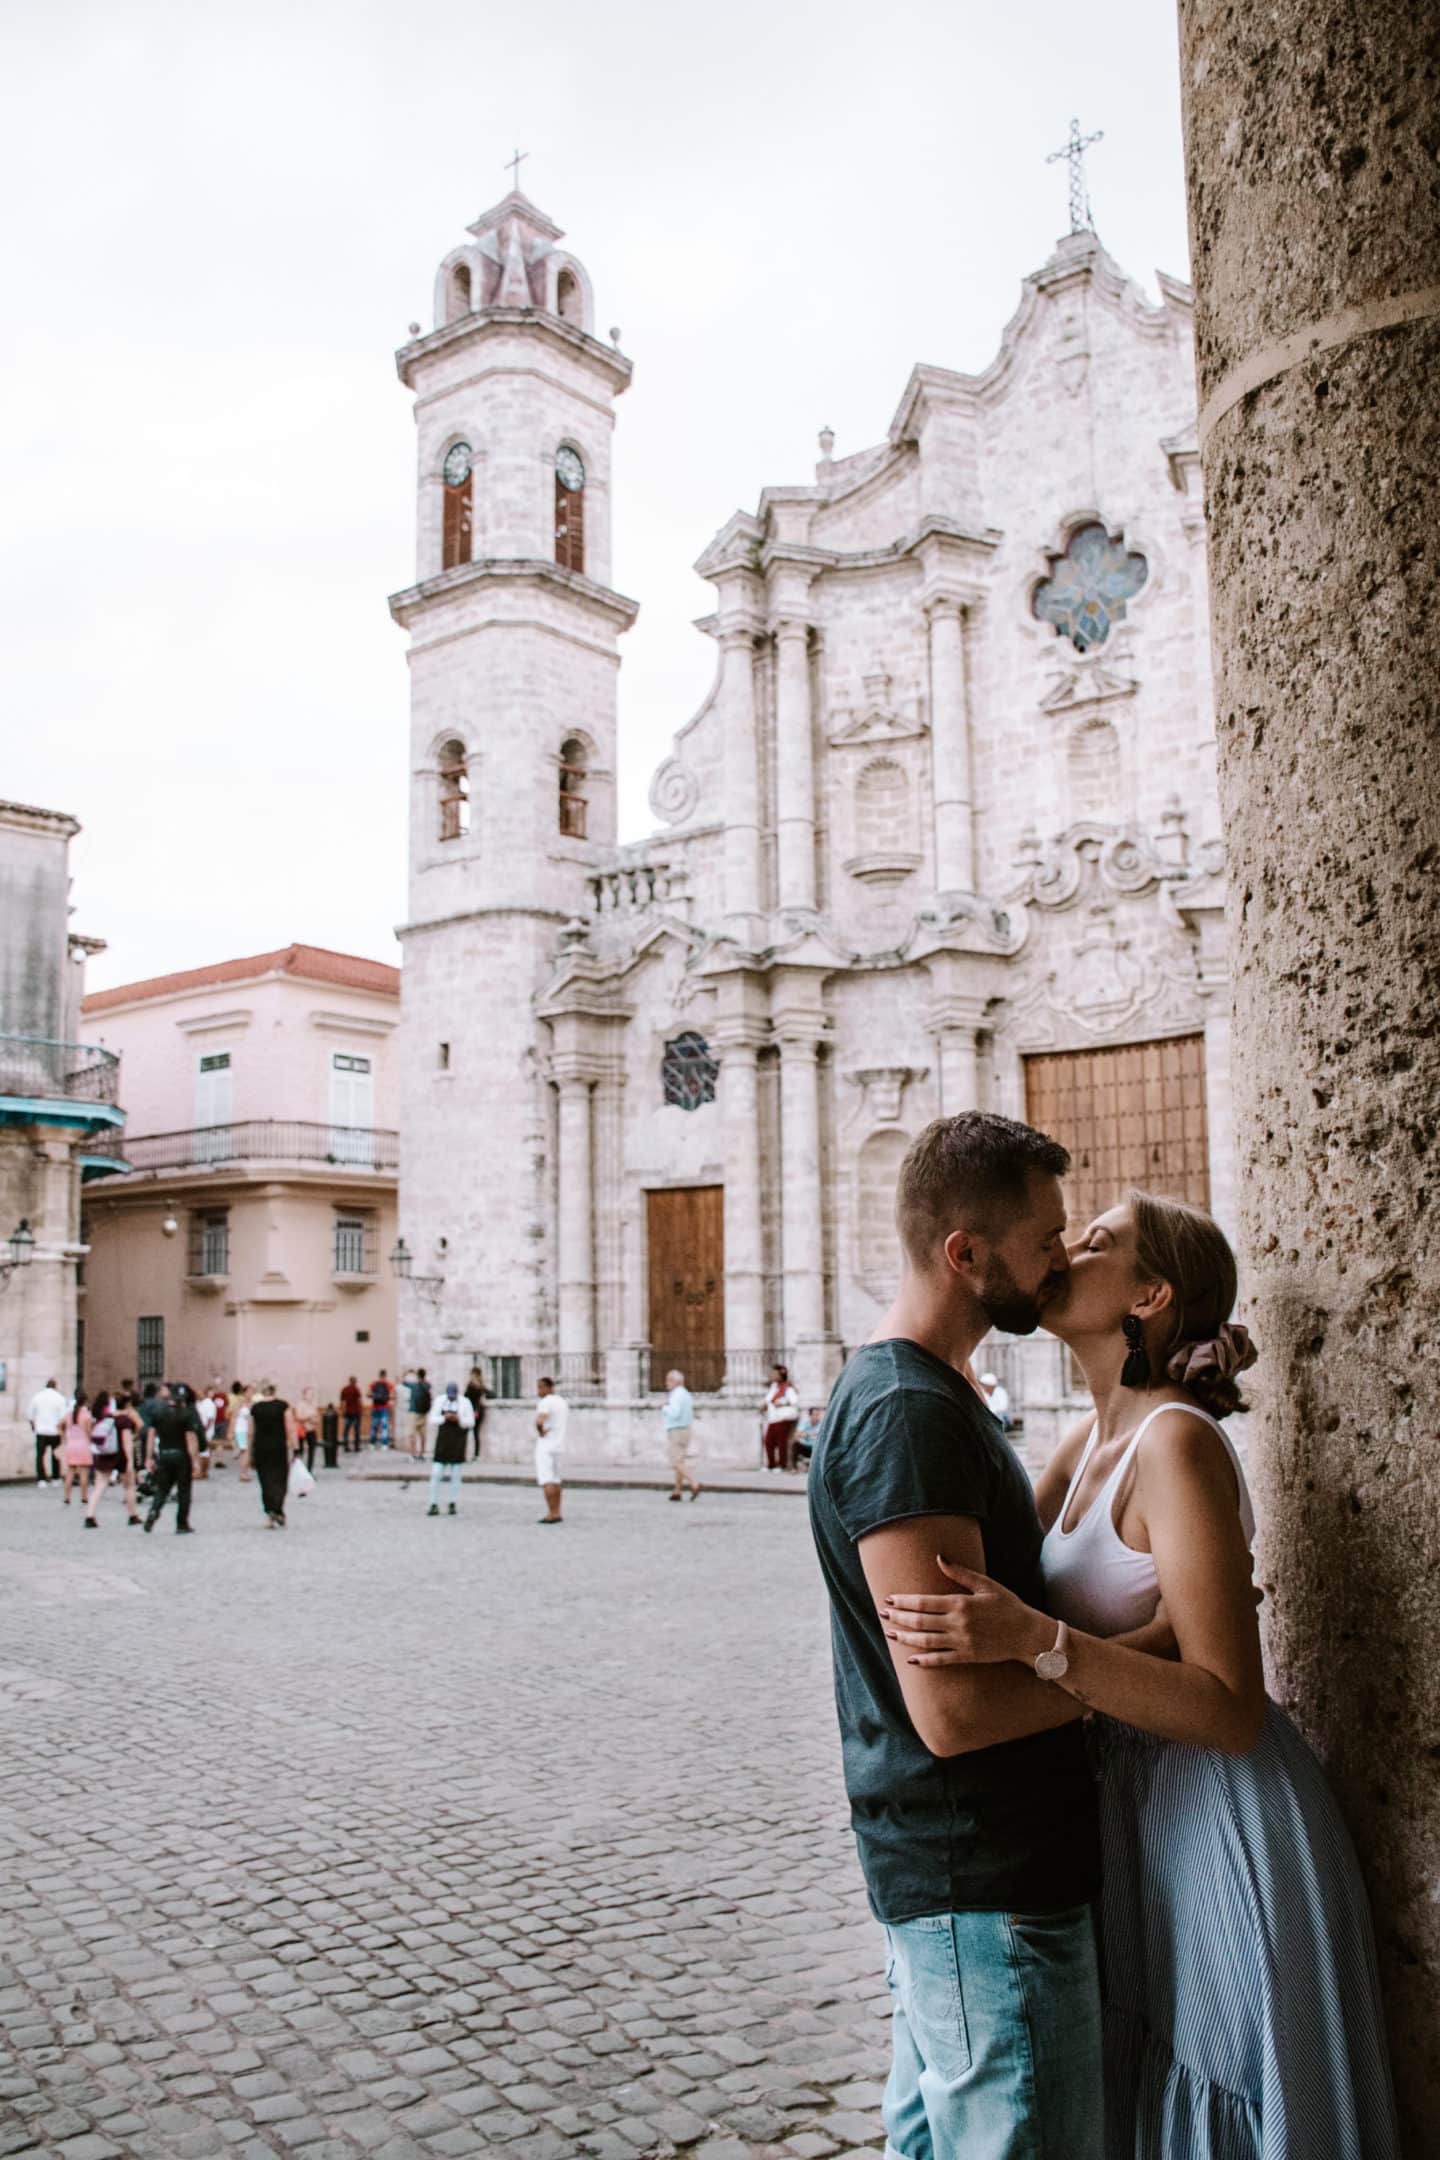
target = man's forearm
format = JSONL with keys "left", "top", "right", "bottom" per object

{"left": 928, "top": 1663, "right": 1084, "bottom": 1756}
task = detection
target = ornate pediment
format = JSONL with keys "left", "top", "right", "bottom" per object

{"left": 827, "top": 670, "right": 927, "bottom": 746}
{"left": 1038, "top": 662, "right": 1138, "bottom": 715}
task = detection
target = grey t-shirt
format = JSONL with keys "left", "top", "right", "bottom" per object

{"left": 809, "top": 1338, "right": 1099, "bottom": 1922}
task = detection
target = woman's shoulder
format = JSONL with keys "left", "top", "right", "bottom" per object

{"left": 1133, "top": 1396, "right": 1241, "bottom": 1499}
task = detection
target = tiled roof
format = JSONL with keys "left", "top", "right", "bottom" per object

{"left": 81, "top": 943, "right": 400, "bottom": 1014}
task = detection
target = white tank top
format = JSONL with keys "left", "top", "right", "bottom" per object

{"left": 1039, "top": 1402, "right": 1256, "bottom": 1638}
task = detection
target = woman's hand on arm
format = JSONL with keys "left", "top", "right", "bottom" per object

{"left": 859, "top": 1519, "right": 1083, "bottom": 1758}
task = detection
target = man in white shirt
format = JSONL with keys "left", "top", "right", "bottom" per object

{"left": 534, "top": 1376, "right": 568, "bottom": 1525}
{"left": 980, "top": 1372, "right": 1011, "bottom": 1431}
{"left": 662, "top": 1369, "right": 701, "bottom": 1503}
{"left": 29, "top": 1378, "right": 68, "bottom": 1485}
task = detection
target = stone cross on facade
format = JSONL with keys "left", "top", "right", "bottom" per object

{"left": 505, "top": 147, "right": 529, "bottom": 192}
{"left": 1047, "top": 117, "right": 1103, "bottom": 234}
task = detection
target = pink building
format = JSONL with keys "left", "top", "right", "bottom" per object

{"left": 79, "top": 945, "right": 400, "bottom": 1405}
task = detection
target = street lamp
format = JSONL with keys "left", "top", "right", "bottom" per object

{"left": 389, "top": 1234, "right": 443, "bottom": 1305}
{"left": 388, "top": 1236, "right": 413, "bottom": 1280}
{"left": 0, "top": 1218, "right": 35, "bottom": 1289}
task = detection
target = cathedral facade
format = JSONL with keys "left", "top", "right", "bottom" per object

{"left": 391, "top": 186, "right": 1231, "bottom": 1454}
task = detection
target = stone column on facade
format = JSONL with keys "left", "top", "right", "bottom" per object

{"left": 719, "top": 625, "right": 763, "bottom": 940}
{"left": 926, "top": 597, "right": 977, "bottom": 895}
{"left": 925, "top": 988, "right": 990, "bottom": 1117}
{"left": 773, "top": 618, "right": 818, "bottom": 916}
{"left": 713, "top": 1028, "right": 767, "bottom": 1373}
{"left": 1179, "top": 2, "right": 1440, "bottom": 2134}
{"left": 554, "top": 1072, "right": 595, "bottom": 1359}
{"left": 775, "top": 1026, "right": 843, "bottom": 1400}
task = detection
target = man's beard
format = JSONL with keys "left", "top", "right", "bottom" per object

{"left": 978, "top": 1256, "right": 1064, "bottom": 1338}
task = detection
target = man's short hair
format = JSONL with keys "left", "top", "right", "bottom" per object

{"left": 539, "top": 1375, "right": 554, "bottom": 1390}
{"left": 896, "top": 1111, "right": 1070, "bottom": 1262}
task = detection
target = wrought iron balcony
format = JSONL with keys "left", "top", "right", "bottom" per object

{"left": 0, "top": 1033, "right": 120, "bottom": 1105}
{"left": 86, "top": 1120, "right": 400, "bottom": 1177}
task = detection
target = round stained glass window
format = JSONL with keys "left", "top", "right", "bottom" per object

{"left": 1032, "top": 522, "right": 1148, "bottom": 652}
{"left": 661, "top": 1032, "right": 718, "bottom": 1112}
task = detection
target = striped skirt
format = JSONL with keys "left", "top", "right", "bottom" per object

{"left": 1091, "top": 1702, "right": 1398, "bottom": 2159}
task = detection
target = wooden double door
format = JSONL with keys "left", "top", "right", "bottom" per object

{"left": 647, "top": 1186, "right": 725, "bottom": 1393}
{"left": 1025, "top": 1035, "right": 1211, "bottom": 1231}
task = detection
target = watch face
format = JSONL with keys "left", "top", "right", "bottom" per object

{"left": 1035, "top": 1648, "right": 1070, "bottom": 1682}
{"left": 555, "top": 446, "right": 585, "bottom": 493}
{"left": 442, "top": 442, "right": 472, "bottom": 488}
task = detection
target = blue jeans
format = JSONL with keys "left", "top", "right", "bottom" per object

{"left": 429, "top": 1461, "right": 461, "bottom": 1504}
{"left": 371, "top": 1407, "right": 390, "bottom": 1445}
{"left": 882, "top": 1905, "right": 1102, "bottom": 2160}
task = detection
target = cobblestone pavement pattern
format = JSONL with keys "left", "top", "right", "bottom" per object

{"left": 0, "top": 1472, "right": 889, "bottom": 2159}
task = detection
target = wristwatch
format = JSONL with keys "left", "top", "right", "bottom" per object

{"left": 1034, "top": 1620, "right": 1071, "bottom": 1683}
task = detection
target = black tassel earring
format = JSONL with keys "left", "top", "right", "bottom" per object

{"left": 1121, "top": 1315, "right": 1151, "bottom": 1389}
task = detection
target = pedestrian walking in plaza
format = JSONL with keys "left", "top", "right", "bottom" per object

{"left": 407, "top": 1368, "right": 432, "bottom": 1457}
{"left": 320, "top": 1402, "right": 340, "bottom": 1468}
{"left": 534, "top": 1376, "right": 567, "bottom": 1524}
{"left": 368, "top": 1369, "right": 393, "bottom": 1447}
{"left": 143, "top": 1389, "right": 202, "bottom": 1534}
{"left": 134, "top": 1380, "right": 162, "bottom": 1471}
{"left": 209, "top": 1381, "right": 230, "bottom": 1459}
{"left": 426, "top": 1382, "right": 473, "bottom": 1515}
{"left": 28, "top": 1376, "right": 67, "bottom": 1484}
{"left": 113, "top": 1392, "right": 143, "bottom": 1522}
{"left": 194, "top": 1384, "right": 218, "bottom": 1464}
{"left": 83, "top": 1392, "right": 139, "bottom": 1527}
{"left": 340, "top": 1374, "right": 363, "bottom": 1451}
{"left": 297, "top": 1386, "right": 320, "bottom": 1471}
{"left": 60, "top": 1389, "right": 94, "bottom": 1506}
{"left": 661, "top": 1369, "right": 701, "bottom": 1501}
{"left": 760, "top": 1364, "right": 799, "bottom": 1472}
{"left": 465, "top": 1366, "right": 488, "bottom": 1459}
{"left": 240, "top": 1381, "right": 296, "bottom": 1527}
{"left": 231, "top": 1384, "right": 253, "bottom": 1465}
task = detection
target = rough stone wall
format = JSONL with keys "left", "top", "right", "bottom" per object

{"left": 1178, "top": 2, "right": 1440, "bottom": 2139}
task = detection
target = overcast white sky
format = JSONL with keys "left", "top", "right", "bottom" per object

{"left": 2, "top": 0, "right": 1191, "bottom": 996}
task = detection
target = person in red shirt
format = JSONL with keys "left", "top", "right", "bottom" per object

{"left": 368, "top": 1370, "right": 393, "bottom": 1448}
{"left": 339, "top": 1376, "right": 363, "bottom": 1452}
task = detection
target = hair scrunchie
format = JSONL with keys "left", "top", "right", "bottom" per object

{"left": 1165, "top": 1321, "right": 1259, "bottom": 1390}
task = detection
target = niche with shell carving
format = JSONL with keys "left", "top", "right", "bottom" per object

{"left": 846, "top": 757, "right": 922, "bottom": 887}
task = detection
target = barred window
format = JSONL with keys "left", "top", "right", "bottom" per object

{"left": 137, "top": 1316, "right": 165, "bottom": 1385}
{"left": 438, "top": 739, "right": 470, "bottom": 841}
{"left": 661, "top": 1032, "right": 718, "bottom": 1112}
{"left": 188, "top": 1210, "right": 230, "bottom": 1277}
{"left": 558, "top": 736, "right": 588, "bottom": 838}
{"left": 333, "top": 1213, "right": 375, "bottom": 1275}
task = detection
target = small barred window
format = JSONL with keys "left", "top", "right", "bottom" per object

{"left": 661, "top": 1032, "right": 718, "bottom": 1112}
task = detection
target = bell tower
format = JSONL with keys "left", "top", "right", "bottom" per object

{"left": 390, "top": 183, "right": 637, "bottom": 1368}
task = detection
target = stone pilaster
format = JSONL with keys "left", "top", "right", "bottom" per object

{"left": 712, "top": 1029, "right": 767, "bottom": 1363}
{"left": 925, "top": 597, "right": 977, "bottom": 895}
{"left": 554, "top": 1071, "right": 594, "bottom": 1356}
{"left": 1179, "top": 2, "right": 1440, "bottom": 2133}
{"left": 773, "top": 619, "right": 817, "bottom": 916}
{"left": 718, "top": 625, "right": 764, "bottom": 940}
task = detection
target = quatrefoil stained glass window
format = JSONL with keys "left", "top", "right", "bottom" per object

{"left": 662, "top": 1032, "right": 718, "bottom": 1112}
{"left": 1032, "top": 523, "right": 1149, "bottom": 652}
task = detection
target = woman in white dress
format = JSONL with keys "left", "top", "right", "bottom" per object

{"left": 883, "top": 1190, "right": 1397, "bottom": 2159}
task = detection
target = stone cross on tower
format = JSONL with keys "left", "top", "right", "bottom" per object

{"left": 1047, "top": 117, "right": 1103, "bottom": 234}
{"left": 505, "top": 147, "right": 529, "bottom": 192}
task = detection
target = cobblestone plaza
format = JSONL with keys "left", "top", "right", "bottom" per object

{"left": 0, "top": 1475, "right": 888, "bottom": 2160}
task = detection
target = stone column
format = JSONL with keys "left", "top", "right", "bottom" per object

{"left": 774, "top": 619, "right": 817, "bottom": 915}
{"left": 714, "top": 1034, "right": 766, "bottom": 1365}
{"left": 926, "top": 598, "right": 977, "bottom": 894}
{"left": 1179, "top": 3, "right": 1440, "bottom": 2135}
{"left": 555, "top": 1074, "right": 594, "bottom": 1356}
{"left": 719, "top": 627, "right": 763, "bottom": 937}
{"left": 925, "top": 988, "right": 988, "bottom": 1116}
